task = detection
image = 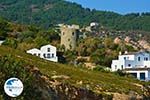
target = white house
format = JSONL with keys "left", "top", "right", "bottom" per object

{"left": 111, "top": 51, "right": 150, "bottom": 81}
{"left": 27, "top": 44, "right": 58, "bottom": 62}
{"left": 90, "top": 22, "right": 99, "bottom": 27}
{"left": 26, "top": 48, "right": 41, "bottom": 56}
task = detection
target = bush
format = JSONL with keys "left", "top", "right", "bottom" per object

{"left": 0, "top": 18, "right": 11, "bottom": 37}
{"left": 93, "top": 66, "right": 110, "bottom": 73}
{"left": 34, "top": 36, "right": 49, "bottom": 48}
{"left": 76, "top": 58, "right": 87, "bottom": 63}
{"left": 114, "top": 69, "right": 126, "bottom": 76}
{"left": 0, "top": 55, "right": 41, "bottom": 100}
{"left": 2, "top": 38, "right": 18, "bottom": 48}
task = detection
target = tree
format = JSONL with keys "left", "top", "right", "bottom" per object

{"left": 104, "top": 38, "right": 114, "bottom": 49}
{"left": 0, "top": 18, "right": 11, "bottom": 37}
{"left": 18, "top": 31, "right": 35, "bottom": 42}
{"left": 2, "top": 38, "right": 18, "bottom": 49}
{"left": 34, "top": 36, "right": 49, "bottom": 48}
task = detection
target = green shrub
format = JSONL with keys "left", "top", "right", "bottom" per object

{"left": 93, "top": 66, "right": 111, "bottom": 73}
{"left": 0, "top": 55, "right": 41, "bottom": 100}
{"left": 114, "top": 69, "right": 126, "bottom": 76}
{"left": 2, "top": 38, "right": 18, "bottom": 48}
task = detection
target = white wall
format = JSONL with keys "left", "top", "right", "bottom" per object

{"left": 112, "top": 54, "right": 134, "bottom": 71}
{"left": 125, "top": 60, "right": 135, "bottom": 68}
{"left": 134, "top": 54, "right": 144, "bottom": 67}
{"left": 0, "top": 40, "right": 5, "bottom": 45}
{"left": 27, "top": 45, "right": 58, "bottom": 62}
{"left": 133, "top": 53, "right": 150, "bottom": 68}
{"left": 111, "top": 52, "right": 150, "bottom": 81}
{"left": 111, "top": 60, "right": 125, "bottom": 71}
{"left": 118, "top": 55, "right": 135, "bottom": 61}
{"left": 112, "top": 52, "right": 150, "bottom": 71}
{"left": 41, "top": 45, "right": 57, "bottom": 57}
{"left": 143, "top": 61, "right": 150, "bottom": 67}
{"left": 126, "top": 70, "right": 149, "bottom": 80}
{"left": 111, "top": 60, "right": 118, "bottom": 71}
{"left": 40, "top": 45, "right": 58, "bottom": 62}
{"left": 148, "top": 71, "right": 150, "bottom": 80}
{"left": 26, "top": 48, "right": 41, "bottom": 56}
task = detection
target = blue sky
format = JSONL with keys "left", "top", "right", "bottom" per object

{"left": 66, "top": 0, "right": 150, "bottom": 14}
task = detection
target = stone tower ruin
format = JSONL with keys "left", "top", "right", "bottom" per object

{"left": 60, "top": 25, "right": 79, "bottom": 50}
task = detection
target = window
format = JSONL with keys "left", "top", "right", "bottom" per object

{"left": 145, "top": 58, "right": 148, "bottom": 61}
{"left": 52, "top": 53, "right": 54, "bottom": 58}
{"left": 145, "top": 58, "right": 147, "bottom": 61}
{"left": 115, "top": 65, "right": 117, "bottom": 69}
{"left": 47, "top": 54, "right": 51, "bottom": 58}
{"left": 138, "top": 57, "right": 140, "bottom": 61}
{"left": 128, "top": 64, "right": 131, "bottom": 67}
{"left": 130, "top": 73, "right": 137, "bottom": 78}
{"left": 63, "top": 32, "right": 65, "bottom": 35}
{"left": 121, "top": 65, "right": 123, "bottom": 69}
{"left": 124, "top": 57, "right": 126, "bottom": 60}
{"left": 72, "top": 32, "right": 75, "bottom": 35}
{"left": 43, "top": 53, "right": 46, "bottom": 58}
{"left": 68, "top": 39, "right": 70, "bottom": 41}
{"left": 47, "top": 48, "right": 50, "bottom": 52}
{"left": 144, "top": 57, "right": 147, "bottom": 61}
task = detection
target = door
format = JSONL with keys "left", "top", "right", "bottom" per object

{"left": 140, "top": 73, "right": 145, "bottom": 80}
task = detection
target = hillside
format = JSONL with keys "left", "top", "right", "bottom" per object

{"left": 0, "top": 46, "right": 150, "bottom": 99}
{"left": 0, "top": 0, "right": 150, "bottom": 31}
{"left": 0, "top": 18, "right": 150, "bottom": 68}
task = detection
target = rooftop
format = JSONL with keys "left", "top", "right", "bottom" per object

{"left": 122, "top": 51, "right": 149, "bottom": 55}
{"left": 124, "top": 67, "right": 150, "bottom": 71}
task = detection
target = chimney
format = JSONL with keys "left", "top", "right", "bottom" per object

{"left": 119, "top": 51, "right": 122, "bottom": 55}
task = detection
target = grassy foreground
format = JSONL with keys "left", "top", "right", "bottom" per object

{"left": 0, "top": 46, "right": 148, "bottom": 95}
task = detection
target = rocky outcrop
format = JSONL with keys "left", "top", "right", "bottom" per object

{"left": 112, "top": 92, "right": 143, "bottom": 100}
{"left": 29, "top": 66, "right": 150, "bottom": 100}
{"left": 124, "top": 36, "right": 131, "bottom": 43}
{"left": 138, "top": 40, "right": 150, "bottom": 50}
{"left": 29, "top": 66, "right": 105, "bottom": 100}
{"left": 114, "top": 37, "right": 122, "bottom": 44}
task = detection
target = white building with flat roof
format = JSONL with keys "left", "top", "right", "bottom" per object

{"left": 27, "top": 48, "right": 41, "bottom": 56}
{"left": 111, "top": 51, "right": 150, "bottom": 81}
{"left": 27, "top": 44, "right": 58, "bottom": 62}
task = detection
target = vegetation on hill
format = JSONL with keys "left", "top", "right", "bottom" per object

{"left": 0, "top": 55, "right": 44, "bottom": 100}
{"left": 0, "top": 46, "right": 150, "bottom": 100}
{"left": 0, "top": 15, "right": 150, "bottom": 99}
{"left": 76, "top": 37, "right": 136, "bottom": 67}
{"left": 0, "top": 18, "right": 60, "bottom": 50}
{"left": 0, "top": 0, "right": 150, "bottom": 31}
{"left": 0, "top": 1, "right": 150, "bottom": 99}
{"left": 0, "top": 18, "right": 138, "bottom": 67}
